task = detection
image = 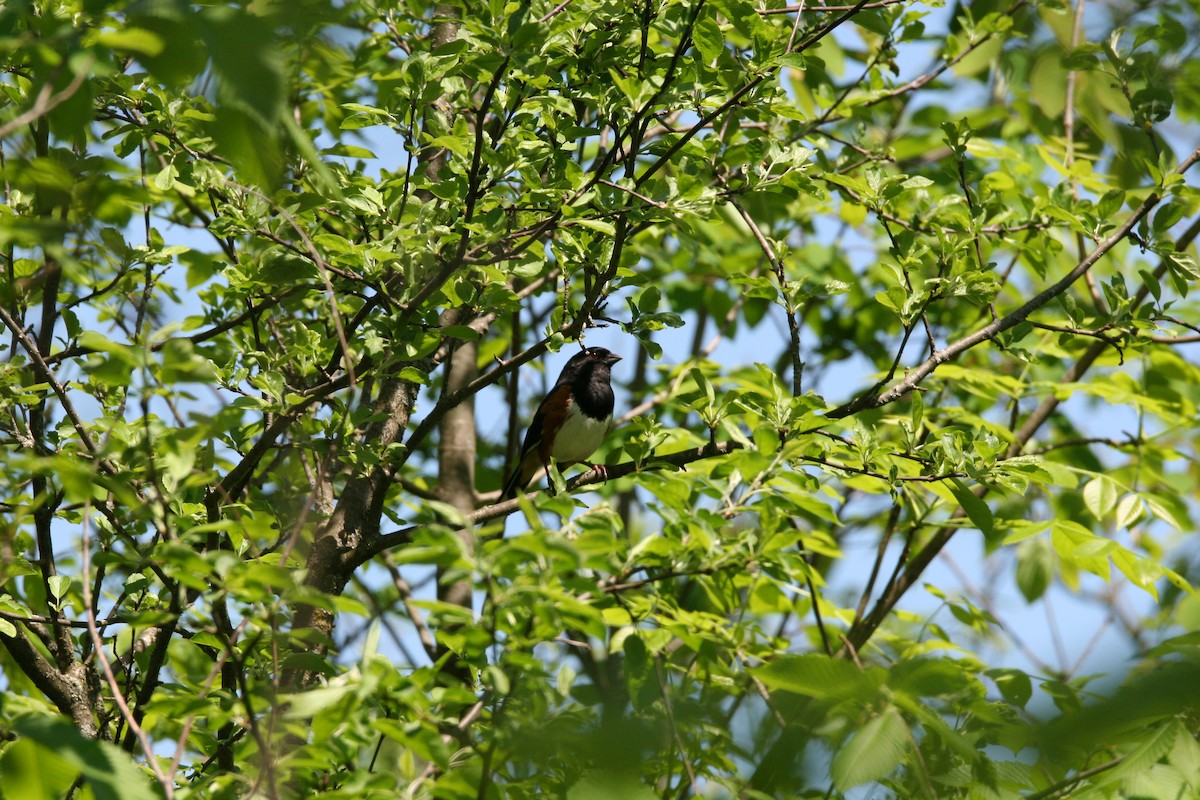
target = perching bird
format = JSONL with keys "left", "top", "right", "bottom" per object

{"left": 500, "top": 346, "right": 622, "bottom": 500}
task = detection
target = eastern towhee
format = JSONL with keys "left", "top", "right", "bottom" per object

{"left": 501, "top": 346, "right": 622, "bottom": 500}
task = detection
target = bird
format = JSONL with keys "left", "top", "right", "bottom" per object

{"left": 500, "top": 346, "right": 622, "bottom": 500}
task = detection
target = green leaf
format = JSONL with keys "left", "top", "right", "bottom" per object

{"left": 1112, "top": 548, "right": 1163, "bottom": 599}
{"left": 753, "top": 426, "right": 779, "bottom": 454}
{"left": 97, "top": 28, "right": 166, "bottom": 57}
{"left": 158, "top": 339, "right": 217, "bottom": 383}
{"left": 1144, "top": 494, "right": 1184, "bottom": 530}
{"left": 1082, "top": 475, "right": 1119, "bottom": 520}
{"left": 753, "top": 654, "right": 881, "bottom": 702}
{"left": 831, "top": 707, "right": 909, "bottom": 789}
{"left": 573, "top": 218, "right": 616, "bottom": 235}
{"left": 442, "top": 325, "right": 481, "bottom": 341}
{"left": 210, "top": 105, "right": 284, "bottom": 190}
{"left": 284, "top": 684, "right": 354, "bottom": 718}
{"left": 1015, "top": 536, "right": 1054, "bottom": 602}
{"left": 1115, "top": 493, "right": 1144, "bottom": 529}
{"left": 201, "top": 7, "right": 285, "bottom": 125}
{"left": 888, "top": 658, "right": 974, "bottom": 698}
{"left": 900, "top": 175, "right": 934, "bottom": 190}
{"left": 987, "top": 668, "right": 1033, "bottom": 708}
{"left": 1051, "top": 520, "right": 1114, "bottom": 583}
{"left": 1104, "top": 720, "right": 1180, "bottom": 785}
{"left": 568, "top": 772, "right": 659, "bottom": 800}
{"left": 321, "top": 143, "right": 378, "bottom": 159}
{"left": 1097, "top": 188, "right": 1125, "bottom": 219}
{"left": 47, "top": 575, "right": 70, "bottom": 601}
{"left": 0, "top": 737, "right": 80, "bottom": 800}
{"left": 12, "top": 716, "right": 162, "bottom": 800}
{"left": 1132, "top": 86, "right": 1173, "bottom": 124}
{"left": 152, "top": 163, "right": 178, "bottom": 190}
{"left": 948, "top": 478, "right": 994, "bottom": 537}
{"left": 125, "top": 7, "right": 207, "bottom": 85}
{"left": 692, "top": 16, "right": 724, "bottom": 63}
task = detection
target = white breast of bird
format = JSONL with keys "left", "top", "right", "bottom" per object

{"left": 551, "top": 402, "right": 612, "bottom": 463}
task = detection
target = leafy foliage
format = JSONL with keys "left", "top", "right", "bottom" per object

{"left": 2, "top": 0, "right": 1200, "bottom": 797}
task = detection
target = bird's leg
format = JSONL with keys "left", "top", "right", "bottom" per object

{"left": 580, "top": 461, "right": 609, "bottom": 483}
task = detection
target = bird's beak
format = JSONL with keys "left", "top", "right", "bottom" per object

{"left": 605, "top": 353, "right": 622, "bottom": 365}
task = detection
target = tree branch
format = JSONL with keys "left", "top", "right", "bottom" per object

{"left": 828, "top": 143, "right": 1200, "bottom": 420}
{"left": 842, "top": 205, "right": 1200, "bottom": 654}
{"left": 366, "top": 441, "right": 743, "bottom": 562}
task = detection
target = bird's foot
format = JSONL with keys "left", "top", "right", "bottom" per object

{"left": 582, "top": 461, "right": 608, "bottom": 483}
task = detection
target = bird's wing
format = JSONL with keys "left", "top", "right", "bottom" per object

{"left": 502, "top": 384, "right": 572, "bottom": 498}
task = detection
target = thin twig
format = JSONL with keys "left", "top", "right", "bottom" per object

{"left": 761, "top": 0, "right": 907, "bottom": 12}
{"left": 802, "top": 553, "right": 832, "bottom": 656}
{"left": 725, "top": 194, "right": 804, "bottom": 395}
{"left": 0, "top": 304, "right": 109, "bottom": 469}
{"left": 405, "top": 699, "right": 487, "bottom": 796}
{"left": 369, "top": 441, "right": 743, "bottom": 561}
{"left": 828, "top": 143, "right": 1200, "bottom": 420}
{"left": 0, "top": 58, "right": 95, "bottom": 140}
{"left": 655, "top": 657, "right": 700, "bottom": 796}
{"left": 166, "top": 620, "right": 247, "bottom": 784}
{"left": 842, "top": 206, "right": 1200, "bottom": 655}
{"left": 859, "top": 1, "right": 1030, "bottom": 110}
{"left": 80, "top": 507, "right": 174, "bottom": 797}
{"left": 538, "top": 0, "right": 573, "bottom": 22}
{"left": 636, "top": 0, "right": 874, "bottom": 189}
{"left": 1024, "top": 755, "right": 1128, "bottom": 800}
{"left": 393, "top": 571, "right": 439, "bottom": 662}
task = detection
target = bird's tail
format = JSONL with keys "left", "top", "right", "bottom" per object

{"left": 500, "top": 466, "right": 525, "bottom": 501}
